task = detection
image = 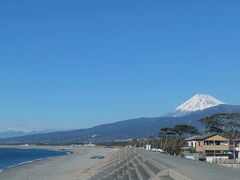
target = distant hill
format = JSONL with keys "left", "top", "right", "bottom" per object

{"left": 0, "top": 130, "right": 30, "bottom": 139}
{"left": 0, "top": 129, "right": 60, "bottom": 139}
{"left": 1, "top": 104, "right": 240, "bottom": 144}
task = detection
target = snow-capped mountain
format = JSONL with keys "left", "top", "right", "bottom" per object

{"left": 2, "top": 95, "right": 240, "bottom": 144}
{"left": 164, "top": 94, "right": 225, "bottom": 117}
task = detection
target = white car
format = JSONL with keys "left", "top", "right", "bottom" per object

{"left": 151, "top": 148, "right": 166, "bottom": 153}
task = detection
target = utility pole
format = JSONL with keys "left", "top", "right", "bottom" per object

{"left": 234, "top": 140, "right": 236, "bottom": 163}
{"left": 214, "top": 140, "right": 216, "bottom": 164}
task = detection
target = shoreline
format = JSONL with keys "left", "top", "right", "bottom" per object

{"left": 0, "top": 145, "right": 70, "bottom": 172}
{"left": 0, "top": 158, "right": 48, "bottom": 173}
{"left": 0, "top": 145, "right": 119, "bottom": 180}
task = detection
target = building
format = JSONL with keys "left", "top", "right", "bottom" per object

{"left": 186, "top": 133, "right": 231, "bottom": 163}
{"left": 230, "top": 138, "right": 240, "bottom": 160}
{"left": 185, "top": 136, "right": 198, "bottom": 148}
{"left": 145, "top": 144, "right": 151, "bottom": 150}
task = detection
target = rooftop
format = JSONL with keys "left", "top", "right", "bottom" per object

{"left": 186, "top": 133, "right": 218, "bottom": 141}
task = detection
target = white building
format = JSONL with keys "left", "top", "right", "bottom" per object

{"left": 185, "top": 136, "right": 198, "bottom": 148}
{"left": 145, "top": 144, "right": 151, "bottom": 150}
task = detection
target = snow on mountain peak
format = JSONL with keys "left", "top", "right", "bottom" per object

{"left": 164, "top": 94, "right": 225, "bottom": 117}
{"left": 176, "top": 94, "right": 224, "bottom": 111}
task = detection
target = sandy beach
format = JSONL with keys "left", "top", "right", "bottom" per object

{"left": 0, "top": 145, "right": 118, "bottom": 180}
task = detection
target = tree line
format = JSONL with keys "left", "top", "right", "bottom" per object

{"left": 199, "top": 113, "right": 240, "bottom": 139}
{"left": 134, "top": 113, "right": 240, "bottom": 155}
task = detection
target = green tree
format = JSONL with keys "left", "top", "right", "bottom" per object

{"left": 199, "top": 113, "right": 240, "bottom": 137}
{"left": 158, "top": 124, "right": 198, "bottom": 154}
{"left": 219, "top": 113, "right": 240, "bottom": 138}
{"left": 173, "top": 124, "right": 198, "bottom": 136}
{"left": 159, "top": 127, "right": 176, "bottom": 151}
{"left": 199, "top": 114, "right": 224, "bottom": 133}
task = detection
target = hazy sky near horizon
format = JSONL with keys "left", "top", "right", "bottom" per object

{"left": 1, "top": 0, "right": 240, "bottom": 130}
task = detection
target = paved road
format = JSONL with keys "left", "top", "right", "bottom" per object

{"left": 89, "top": 148, "right": 240, "bottom": 180}
{"left": 140, "top": 149, "right": 240, "bottom": 180}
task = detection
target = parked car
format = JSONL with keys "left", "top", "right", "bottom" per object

{"left": 151, "top": 148, "right": 167, "bottom": 153}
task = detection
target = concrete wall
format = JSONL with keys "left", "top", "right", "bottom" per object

{"left": 206, "top": 156, "right": 229, "bottom": 164}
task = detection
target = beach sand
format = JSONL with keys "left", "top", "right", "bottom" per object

{"left": 0, "top": 145, "right": 118, "bottom": 180}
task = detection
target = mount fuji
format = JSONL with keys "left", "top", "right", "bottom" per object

{"left": 164, "top": 94, "right": 225, "bottom": 117}
{"left": 1, "top": 94, "right": 240, "bottom": 144}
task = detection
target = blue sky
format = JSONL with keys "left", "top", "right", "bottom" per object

{"left": 1, "top": 0, "right": 240, "bottom": 130}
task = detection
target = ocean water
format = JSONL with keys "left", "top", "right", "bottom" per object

{"left": 0, "top": 148, "right": 67, "bottom": 170}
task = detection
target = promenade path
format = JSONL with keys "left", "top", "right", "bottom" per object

{"left": 89, "top": 148, "right": 240, "bottom": 180}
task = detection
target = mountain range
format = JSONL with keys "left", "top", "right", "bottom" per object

{"left": 0, "top": 129, "right": 60, "bottom": 139}
{"left": 1, "top": 94, "right": 240, "bottom": 144}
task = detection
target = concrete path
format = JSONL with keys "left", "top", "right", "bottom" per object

{"left": 140, "top": 149, "right": 240, "bottom": 180}
{"left": 89, "top": 148, "right": 240, "bottom": 180}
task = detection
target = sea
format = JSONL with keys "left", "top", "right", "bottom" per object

{"left": 0, "top": 148, "right": 67, "bottom": 171}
